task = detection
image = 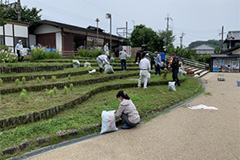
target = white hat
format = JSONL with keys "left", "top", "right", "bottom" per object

{"left": 18, "top": 40, "right": 22, "bottom": 43}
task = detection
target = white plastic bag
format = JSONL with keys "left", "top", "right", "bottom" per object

{"left": 84, "top": 62, "right": 91, "bottom": 68}
{"left": 104, "top": 64, "right": 114, "bottom": 74}
{"left": 72, "top": 60, "right": 80, "bottom": 68}
{"left": 100, "top": 110, "right": 118, "bottom": 134}
{"left": 168, "top": 81, "right": 176, "bottom": 91}
{"left": 109, "top": 57, "right": 115, "bottom": 63}
{"left": 179, "top": 68, "right": 187, "bottom": 76}
{"left": 88, "top": 69, "right": 96, "bottom": 74}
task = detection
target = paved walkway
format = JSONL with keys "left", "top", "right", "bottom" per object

{"left": 30, "top": 73, "right": 240, "bottom": 160}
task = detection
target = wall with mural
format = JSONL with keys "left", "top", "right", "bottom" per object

{"left": 212, "top": 58, "right": 240, "bottom": 72}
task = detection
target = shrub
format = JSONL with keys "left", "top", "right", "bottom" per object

{"left": 70, "top": 83, "right": 73, "bottom": 91}
{"left": 41, "top": 77, "right": 45, "bottom": 81}
{"left": 31, "top": 47, "right": 62, "bottom": 60}
{"left": 0, "top": 46, "right": 17, "bottom": 63}
{"left": 49, "top": 90, "right": 54, "bottom": 98}
{"left": 0, "top": 78, "right": 3, "bottom": 85}
{"left": 68, "top": 74, "right": 71, "bottom": 80}
{"left": 36, "top": 77, "right": 41, "bottom": 83}
{"left": 22, "top": 77, "right": 26, "bottom": 84}
{"left": 0, "top": 95, "right": 1, "bottom": 103}
{"left": 78, "top": 49, "right": 103, "bottom": 57}
{"left": 15, "top": 79, "right": 20, "bottom": 85}
{"left": 22, "top": 89, "right": 27, "bottom": 95}
{"left": 53, "top": 87, "right": 57, "bottom": 94}
{"left": 20, "top": 92, "right": 26, "bottom": 101}
{"left": 63, "top": 86, "right": 68, "bottom": 94}
{"left": 51, "top": 76, "right": 57, "bottom": 82}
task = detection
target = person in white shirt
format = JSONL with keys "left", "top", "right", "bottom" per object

{"left": 138, "top": 53, "right": 151, "bottom": 89}
{"left": 103, "top": 43, "right": 109, "bottom": 56}
{"left": 96, "top": 55, "right": 110, "bottom": 73}
{"left": 15, "top": 40, "right": 24, "bottom": 62}
{"left": 119, "top": 49, "right": 127, "bottom": 71}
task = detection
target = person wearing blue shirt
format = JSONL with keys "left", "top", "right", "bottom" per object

{"left": 160, "top": 52, "right": 166, "bottom": 62}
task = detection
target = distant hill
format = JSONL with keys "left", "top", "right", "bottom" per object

{"left": 188, "top": 40, "right": 222, "bottom": 49}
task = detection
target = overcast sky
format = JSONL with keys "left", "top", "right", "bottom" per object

{"left": 18, "top": 0, "right": 240, "bottom": 47}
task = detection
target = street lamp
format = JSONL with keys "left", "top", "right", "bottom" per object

{"left": 106, "top": 13, "right": 112, "bottom": 53}
{"left": 95, "top": 18, "right": 100, "bottom": 47}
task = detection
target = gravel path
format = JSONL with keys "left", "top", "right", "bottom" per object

{"left": 30, "top": 73, "right": 240, "bottom": 160}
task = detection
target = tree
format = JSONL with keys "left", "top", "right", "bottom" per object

{"left": 0, "top": 3, "right": 42, "bottom": 24}
{"left": 158, "top": 30, "right": 175, "bottom": 50}
{"left": 188, "top": 40, "right": 222, "bottom": 49}
{"left": 0, "top": 4, "right": 8, "bottom": 26}
{"left": 130, "top": 24, "right": 164, "bottom": 52}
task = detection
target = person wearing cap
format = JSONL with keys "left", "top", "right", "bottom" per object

{"left": 119, "top": 48, "right": 127, "bottom": 71}
{"left": 15, "top": 40, "right": 24, "bottom": 62}
{"left": 171, "top": 53, "right": 180, "bottom": 86}
{"left": 138, "top": 53, "right": 151, "bottom": 89}
{"left": 96, "top": 54, "right": 110, "bottom": 73}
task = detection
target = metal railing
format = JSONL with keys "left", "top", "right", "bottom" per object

{"left": 166, "top": 55, "right": 209, "bottom": 70}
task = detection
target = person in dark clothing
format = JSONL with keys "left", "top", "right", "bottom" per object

{"left": 171, "top": 53, "right": 180, "bottom": 86}
{"left": 135, "top": 49, "right": 142, "bottom": 63}
{"left": 150, "top": 51, "right": 157, "bottom": 70}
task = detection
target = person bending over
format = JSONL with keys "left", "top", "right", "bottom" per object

{"left": 115, "top": 91, "right": 140, "bottom": 129}
{"left": 96, "top": 54, "right": 110, "bottom": 73}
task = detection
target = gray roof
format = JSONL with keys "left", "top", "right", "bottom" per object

{"left": 225, "top": 31, "right": 240, "bottom": 41}
{"left": 211, "top": 54, "right": 240, "bottom": 58}
{"left": 193, "top": 44, "right": 215, "bottom": 50}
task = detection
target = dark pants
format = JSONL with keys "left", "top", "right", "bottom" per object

{"left": 121, "top": 113, "right": 138, "bottom": 127}
{"left": 121, "top": 59, "right": 126, "bottom": 71}
{"left": 151, "top": 61, "right": 155, "bottom": 70}
{"left": 172, "top": 69, "right": 180, "bottom": 86}
{"left": 135, "top": 52, "right": 141, "bottom": 63}
{"left": 99, "top": 68, "right": 103, "bottom": 73}
{"left": 17, "top": 50, "right": 24, "bottom": 62}
{"left": 155, "top": 64, "right": 161, "bottom": 75}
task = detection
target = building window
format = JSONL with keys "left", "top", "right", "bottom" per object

{"left": 0, "top": 35, "right": 4, "bottom": 45}
{"left": 14, "top": 37, "right": 28, "bottom": 48}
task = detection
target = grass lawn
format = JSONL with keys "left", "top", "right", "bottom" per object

{"left": 0, "top": 75, "right": 203, "bottom": 159}
{"left": 0, "top": 70, "right": 139, "bottom": 90}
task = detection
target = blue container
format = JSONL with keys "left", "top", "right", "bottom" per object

{"left": 237, "top": 81, "right": 240, "bottom": 87}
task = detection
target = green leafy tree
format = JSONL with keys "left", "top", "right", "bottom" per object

{"left": 1, "top": 3, "right": 42, "bottom": 24}
{"left": 188, "top": 40, "right": 222, "bottom": 49}
{"left": 214, "top": 47, "right": 221, "bottom": 54}
{"left": 158, "top": 30, "right": 175, "bottom": 50}
{"left": 130, "top": 24, "right": 164, "bottom": 52}
{"left": 0, "top": 4, "right": 8, "bottom": 26}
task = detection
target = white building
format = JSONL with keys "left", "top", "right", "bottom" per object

{"left": 0, "top": 21, "right": 29, "bottom": 52}
{"left": 193, "top": 44, "right": 215, "bottom": 55}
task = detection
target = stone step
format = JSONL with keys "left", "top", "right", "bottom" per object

{"left": 200, "top": 70, "right": 209, "bottom": 77}
{"left": 194, "top": 69, "right": 203, "bottom": 74}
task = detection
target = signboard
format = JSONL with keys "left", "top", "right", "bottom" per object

{"left": 87, "top": 36, "right": 103, "bottom": 46}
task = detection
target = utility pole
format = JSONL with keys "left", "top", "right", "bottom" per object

{"left": 165, "top": 14, "right": 173, "bottom": 48}
{"left": 219, "top": 26, "right": 225, "bottom": 51}
{"left": 221, "top": 26, "right": 224, "bottom": 51}
{"left": 180, "top": 32, "right": 185, "bottom": 48}
{"left": 126, "top": 21, "right": 128, "bottom": 39}
{"left": 17, "top": 0, "right": 21, "bottom": 21}
{"left": 180, "top": 32, "right": 185, "bottom": 55}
